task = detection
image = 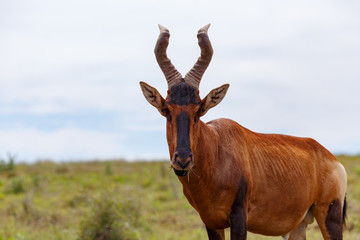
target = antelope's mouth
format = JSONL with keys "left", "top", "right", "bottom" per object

{"left": 173, "top": 168, "right": 189, "bottom": 177}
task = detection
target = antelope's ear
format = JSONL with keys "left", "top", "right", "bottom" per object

{"left": 139, "top": 81, "right": 166, "bottom": 116}
{"left": 199, "top": 84, "right": 229, "bottom": 117}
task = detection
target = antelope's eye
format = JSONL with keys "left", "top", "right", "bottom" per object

{"left": 193, "top": 106, "right": 200, "bottom": 123}
{"left": 163, "top": 108, "right": 172, "bottom": 122}
{"left": 194, "top": 114, "right": 199, "bottom": 123}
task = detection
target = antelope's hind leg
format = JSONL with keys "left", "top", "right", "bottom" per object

{"left": 313, "top": 199, "right": 345, "bottom": 240}
{"left": 287, "top": 220, "right": 308, "bottom": 240}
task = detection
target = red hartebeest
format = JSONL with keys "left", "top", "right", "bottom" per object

{"left": 140, "top": 24, "right": 347, "bottom": 240}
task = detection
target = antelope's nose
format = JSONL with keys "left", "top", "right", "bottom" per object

{"left": 173, "top": 151, "right": 194, "bottom": 169}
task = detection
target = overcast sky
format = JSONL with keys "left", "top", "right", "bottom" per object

{"left": 0, "top": 0, "right": 359, "bottom": 162}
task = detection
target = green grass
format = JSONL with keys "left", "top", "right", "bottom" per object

{"left": 0, "top": 156, "right": 359, "bottom": 239}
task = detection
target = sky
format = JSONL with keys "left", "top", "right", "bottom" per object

{"left": 0, "top": 0, "right": 359, "bottom": 162}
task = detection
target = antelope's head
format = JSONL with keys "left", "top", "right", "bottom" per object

{"left": 140, "top": 24, "right": 229, "bottom": 176}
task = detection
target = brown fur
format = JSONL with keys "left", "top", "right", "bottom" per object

{"left": 172, "top": 117, "right": 346, "bottom": 238}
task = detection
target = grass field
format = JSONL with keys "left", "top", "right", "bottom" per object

{"left": 0, "top": 155, "right": 359, "bottom": 240}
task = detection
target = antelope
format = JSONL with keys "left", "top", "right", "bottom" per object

{"left": 139, "top": 24, "right": 347, "bottom": 240}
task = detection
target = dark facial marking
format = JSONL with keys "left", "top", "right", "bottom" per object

{"left": 176, "top": 112, "right": 192, "bottom": 160}
{"left": 325, "top": 199, "right": 343, "bottom": 240}
{"left": 206, "top": 227, "right": 223, "bottom": 240}
{"left": 169, "top": 81, "right": 200, "bottom": 106}
{"left": 230, "top": 177, "right": 247, "bottom": 240}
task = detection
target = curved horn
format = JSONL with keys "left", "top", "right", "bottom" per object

{"left": 184, "top": 24, "right": 213, "bottom": 88}
{"left": 154, "top": 24, "right": 182, "bottom": 88}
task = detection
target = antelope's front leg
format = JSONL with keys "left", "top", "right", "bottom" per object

{"left": 230, "top": 178, "right": 247, "bottom": 239}
{"left": 230, "top": 206, "right": 247, "bottom": 239}
{"left": 206, "top": 227, "right": 225, "bottom": 240}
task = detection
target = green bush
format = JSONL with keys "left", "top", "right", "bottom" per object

{"left": 5, "top": 177, "right": 25, "bottom": 194}
{"left": 0, "top": 154, "right": 16, "bottom": 173}
{"left": 78, "top": 192, "right": 145, "bottom": 240}
{"left": 32, "top": 175, "right": 41, "bottom": 188}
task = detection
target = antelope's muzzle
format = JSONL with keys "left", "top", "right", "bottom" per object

{"left": 172, "top": 150, "right": 194, "bottom": 176}
{"left": 172, "top": 150, "right": 194, "bottom": 169}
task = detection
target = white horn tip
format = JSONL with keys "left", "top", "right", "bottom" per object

{"left": 158, "top": 24, "right": 169, "bottom": 33}
{"left": 198, "top": 23, "right": 211, "bottom": 34}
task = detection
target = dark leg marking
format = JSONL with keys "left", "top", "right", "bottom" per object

{"left": 230, "top": 177, "right": 247, "bottom": 240}
{"left": 206, "top": 227, "right": 223, "bottom": 240}
{"left": 325, "top": 199, "right": 343, "bottom": 240}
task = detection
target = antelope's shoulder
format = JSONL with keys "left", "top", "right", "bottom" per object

{"left": 206, "top": 118, "right": 246, "bottom": 132}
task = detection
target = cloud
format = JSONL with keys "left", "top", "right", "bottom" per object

{"left": 0, "top": 0, "right": 359, "bottom": 161}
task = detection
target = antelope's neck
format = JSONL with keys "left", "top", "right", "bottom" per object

{"left": 178, "top": 120, "right": 237, "bottom": 229}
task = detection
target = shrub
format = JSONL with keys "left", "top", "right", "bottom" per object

{"left": 78, "top": 192, "right": 145, "bottom": 240}
{"left": 32, "top": 175, "right": 41, "bottom": 188}
{"left": 4, "top": 177, "right": 25, "bottom": 194}
{"left": 0, "top": 154, "right": 16, "bottom": 173}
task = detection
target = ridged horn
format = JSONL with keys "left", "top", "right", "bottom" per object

{"left": 184, "top": 24, "right": 213, "bottom": 89}
{"left": 154, "top": 24, "right": 182, "bottom": 88}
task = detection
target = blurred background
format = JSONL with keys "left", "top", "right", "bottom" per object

{"left": 1, "top": 1, "right": 360, "bottom": 239}
{"left": 1, "top": 0, "right": 359, "bottom": 162}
